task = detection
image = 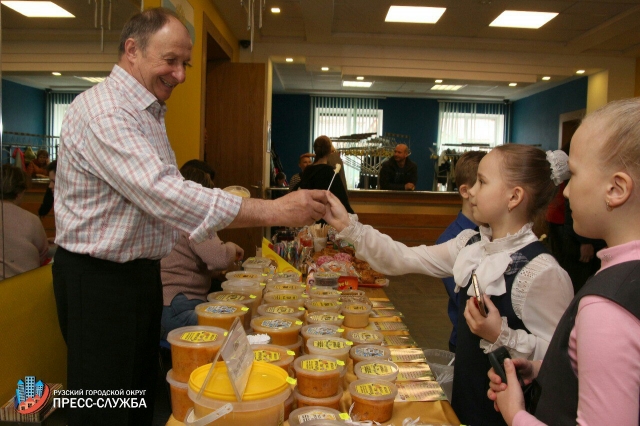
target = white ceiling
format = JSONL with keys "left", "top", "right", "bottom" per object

{"left": 2, "top": 0, "right": 639, "bottom": 99}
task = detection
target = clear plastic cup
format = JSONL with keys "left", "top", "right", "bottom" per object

{"left": 306, "top": 336, "right": 352, "bottom": 363}
{"left": 222, "top": 278, "right": 264, "bottom": 305}
{"left": 349, "top": 344, "right": 391, "bottom": 364}
{"left": 340, "top": 302, "right": 372, "bottom": 328}
{"left": 354, "top": 359, "right": 399, "bottom": 382}
{"left": 263, "top": 290, "right": 307, "bottom": 307}
{"left": 166, "top": 325, "right": 226, "bottom": 382}
{"left": 304, "top": 298, "right": 342, "bottom": 313}
{"left": 291, "top": 387, "right": 343, "bottom": 412}
{"left": 251, "top": 343, "right": 295, "bottom": 372}
{"left": 301, "top": 324, "right": 344, "bottom": 347}
{"left": 345, "top": 330, "right": 384, "bottom": 346}
{"left": 166, "top": 369, "right": 191, "bottom": 422}
{"left": 306, "top": 311, "right": 344, "bottom": 327}
{"left": 250, "top": 315, "right": 303, "bottom": 346}
{"left": 308, "top": 288, "right": 341, "bottom": 300}
{"left": 293, "top": 354, "right": 345, "bottom": 398}
{"left": 194, "top": 301, "right": 249, "bottom": 331}
{"left": 348, "top": 379, "right": 398, "bottom": 423}
{"left": 257, "top": 303, "right": 306, "bottom": 320}
{"left": 207, "top": 291, "right": 258, "bottom": 328}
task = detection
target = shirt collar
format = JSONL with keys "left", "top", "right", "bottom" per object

{"left": 597, "top": 240, "right": 640, "bottom": 272}
{"left": 109, "top": 65, "right": 163, "bottom": 112}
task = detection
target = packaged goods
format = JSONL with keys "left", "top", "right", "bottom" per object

{"left": 348, "top": 379, "right": 398, "bottom": 423}
{"left": 167, "top": 326, "right": 226, "bottom": 382}
{"left": 293, "top": 355, "right": 345, "bottom": 398}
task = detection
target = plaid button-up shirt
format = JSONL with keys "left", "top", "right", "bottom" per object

{"left": 55, "top": 65, "right": 241, "bottom": 262}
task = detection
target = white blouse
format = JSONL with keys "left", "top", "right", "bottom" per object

{"left": 338, "top": 215, "right": 574, "bottom": 360}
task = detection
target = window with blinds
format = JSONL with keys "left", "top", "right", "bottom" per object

{"left": 437, "top": 101, "right": 507, "bottom": 154}
{"left": 46, "top": 91, "right": 81, "bottom": 137}
{"left": 311, "top": 97, "right": 383, "bottom": 189}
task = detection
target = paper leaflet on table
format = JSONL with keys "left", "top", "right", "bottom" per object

{"left": 262, "top": 238, "right": 302, "bottom": 277}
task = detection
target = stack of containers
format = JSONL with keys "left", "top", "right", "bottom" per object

{"left": 292, "top": 354, "right": 345, "bottom": 410}
{"left": 165, "top": 326, "right": 225, "bottom": 422}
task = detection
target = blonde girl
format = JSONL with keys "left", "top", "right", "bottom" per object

{"left": 323, "top": 144, "right": 574, "bottom": 425}
{"left": 488, "top": 98, "right": 640, "bottom": 425}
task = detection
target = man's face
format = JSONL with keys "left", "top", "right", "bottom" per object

{"left": 393, "top": 145, "right": 409, "bottom": 163}
{"left": 300, "top": 156, "right": 313, "bottom": 171}
{"left": 130, "top": 17, "right": 192, "bottom": 102}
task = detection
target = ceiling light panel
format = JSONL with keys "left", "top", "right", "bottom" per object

{"left": 489, "top": 10, "right": 558, "bottom": 29}
{"left": 430, "top": 85, "right": 464, "bottom": 91}
{"left": 343, "top": 81, "right": 373, "bottom": 88}
{"left": 385, "top": 6, "right": 446, "bottom": 24}
{"left": 1, "top": 1, "right": 74, "bottom": 17}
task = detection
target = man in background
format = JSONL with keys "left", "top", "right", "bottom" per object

{"left": 379, "top": 143, "right": 417, "bottom": 190}
{"left": 289, "top": 153, "right": 314, "bottom": 190}
{"left": 53, "top": 8, "right": 326, "bottom": 426}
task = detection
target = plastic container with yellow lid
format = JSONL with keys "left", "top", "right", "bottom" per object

{"left": 265, "top": 282, "right": 305, "bottom": 294}
{"left": 167, "top": 326, "right": 227, "bottom": 382}
{"left": 251, "top": 343, "right": 295, "bottom": 372}
{"left": 206, "top": 291, "right": 258, "bottom": 328}
{"left": 340, "top": 302, "right": 372, "bottom": 328}
{"left": 306, "top": 336, "right": 352, "bottom": 363}
{"left": 195, "top": 301, "right": 249, "bottom": 331}
{"left": 257, "top": 303, "right": 306, "bottom": 320}
{"left": 345, "top": 329, "right": 384, "bottom": 346}
{"left": 263, "top": 290, "right": 307, "bottom": 307}
{"left": 350, "top": 344, "right": 391, "bottom": 364}
{"left": 250, "top": 315, "right": 303, "bottom": 346}
{"left": 306, "top": 311, "right": 344, "bottom": 327}
{"left": 354, "top": 359, "right": 399, "bottom": 382}
{"left": 292, "top": 355, "right": 345, "bottom": 399}
{"left": 301, "top": 324, "right": 344, "bottom": 347}
{"left": 288, "top": 406, "right": 343, "bottom": 425}
{"left": 304, "top": 298, "right": 342, "bottom": 313}
{"left": 308, "top": 287, "right": 341, "bottom": 300}
{"left": 348, "top": 379, "right": 398, "bottom": 423}
{"left": 187, "top": 361, "right": 290, "bottom": 426}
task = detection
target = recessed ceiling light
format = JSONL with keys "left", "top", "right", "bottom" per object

{"left": 490, "top": 10, "right": 558, "bottom": 29}
{"left": 51, "top": 72, "right": 61, "bottom": 76}
{"left": 509, "top": 83, "right": 518, "bottom": 87}
{"left": 75, "top": 76, "right": 106, "bottom": 83}
{"left": 435, "top": 79, "right": 443, "bottom": 83}
{"left": 271, "top": 7, "right": 280, "bottom": 13}
{"left": 343, "top": 81, "right": 373, "bottom": 88}
{"left": 321, "top": 67, "right": 329, "bottom": 71}
{"left": 285, "top": 58, "right": 293, "bottom": 62}
{"left": 542, "top": 76, "right": 551, "bottom": 81}
{"left": 356, "top": 76, "right": 365, "bottom": 80}
{"left": 1, "top": 1, "right": 74, "bottom": 17}
{"left": 576, "top": 70, "right": 585, "bottom": 74}
{"left": 431, "top": 85, "right": 464, "bottom": 91}
{"left": 385, "top": 6, "right": 446, "bottom": 24}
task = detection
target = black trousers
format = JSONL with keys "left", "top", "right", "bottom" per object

{"left": 53, "top": 247, "right": 162, "bottom": 426}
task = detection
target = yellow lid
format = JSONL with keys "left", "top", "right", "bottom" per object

{"left": 189, "top": 361, "right": 289, "bottom": 402}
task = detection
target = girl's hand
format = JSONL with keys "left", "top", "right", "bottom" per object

{"left": 323, "top": 191, "right": 350, "bottom": 231}
{"left": 486, "top": 359, "right": 525, "bottom": 425}
{"left": 464, "top": 294, "right": 502, "bottom": 342}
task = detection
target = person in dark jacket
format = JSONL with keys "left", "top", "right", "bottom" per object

{"left": 298, "top": 135, "right": 354, "bottom": 215}
{"left": 379, "top": 143, "right": 418, "bottom": 190}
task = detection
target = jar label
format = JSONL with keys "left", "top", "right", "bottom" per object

{"left": 266, "top": 306, "right": 295, "bottom": 314}
{"left": 313, "top": 290, "right": 337, "bottom": 296}
{"left": 253, "top": 350, "right": 280, "bottom": 362}
{"left": 205, "top": 305, "right": 237, "bottom": 314}
{"left": 351, "top": 332, "right": 379, "bottom": 341}
{"left": 180, "top": 331, "right": 218, "bottom": 343}
{"left": 273, "top": 284, "right": 297, "bottom": 291}
{"left": 313, "top": 339, "right": 345, "bottom": 349}
{"left": 359, "top": 363, "right": 395, "bottom": 376}
{"left": 311, "top": 301, "right": 337, "bottom": 307}
{"left": 307, "top": 326, "right": 337, "bottom": 336}
{"left": 261, "top": 318, "right": 293, "bottom": 329}
{"left": 354, "top": 347, "right": 385, "bottom": 358}
{"left": 298, "top": 411, "right": 337, "bottom": 422}
{"left": 355, "top": 383, "right": 392, "bottom": 396}
{"left": 347, "top": 304, "right": 368, "bottom": 311}
{"left": 273, "top": 294, "right": 298, "bottom": 301}
{"left": 214, "top": 293, "right": 246, "bottom": 301}
{"left": 301, "top": 359, "right": 338, "bottom": 372}
{"left": 309, "top": 314, "right": 338, "bottom": 322}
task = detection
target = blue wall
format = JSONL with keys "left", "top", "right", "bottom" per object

{"left": 512, "top": 77, "right": 588, "bottom": 151}
{"left": 271, "top": 94, "right": 312, "bottom": 181}
{"left": 2, "top": 79, "right": 46, "bottom": 135}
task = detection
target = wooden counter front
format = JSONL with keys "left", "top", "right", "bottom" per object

{"left": 348, "top": 190, "right": 461, "bottom": 247}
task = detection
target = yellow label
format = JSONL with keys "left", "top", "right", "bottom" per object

{"left": 214, "top": 293, "right": 246, "bottom": 301}
{"left": 337, "top": 328, "right": 344, "bottom": 333}
{"left": 351, "top": 332, "right": 378, "bottom": 341}
{"left": 249, "top": 295, "right": 257, "bottom": 299}
{"left": 359, "top": 363, "right": 395, "bottom": 376}
{"left": 274, "top": 284, "right": 297, "bottom": 291}
{"left": 266, "top": 306, "right": 295, "bottom": 314}
{"left": 241, "top": 307, "right": 249, "bottom": 311}
{"left": 273, "top": 294, "right": 299, "bottom": 301}
{"left": 311, "top": 301, "right": 337, "bottom": 307}
{"left": 338, "top": 315, "right": 345, "bottom": 319}
{"left": 337, "top": 360, "right": 345, "bottom": 366}
{"left": 339, "top": 413, "right": 351, "bottom": 420}
{"left": 286, "top": 350, "right": 296, "bottom": 356}
{"left": 355, "top": 383, "right": 392, "bottom": 396}
{"left": 298, "top": 307, "right": 306, "bottom": 311}
{"left": 310, "top": 314, "right": 338, "bottom": 322}
{"left": 295, "top": 320, "right": 303, "bottom": 325}
{"left": 297, "top": 411, "right": 337, "bottom": 422}
{"left": 286, "top": 377, "right": 297, "bottom": 385}
{"left": 301, "top": 359, "right": 338, "bottom": 372}
{"left": 347, "top": 304, "right": 368, "bottom": 311}
{"left": 313, "top": 339, "right": 346, "bottom": 349}
{"left": 254, "top": 350, "right": 281, "bottom": 362}
{"left": 179, "top": 331, "right": 218, "bottom": 343}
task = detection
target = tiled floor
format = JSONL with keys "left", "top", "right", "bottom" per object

{"left": 384, "top": 273, "right": 452, "bottom": 351}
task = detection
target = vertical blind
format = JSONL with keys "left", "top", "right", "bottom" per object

{"left": 311, "top": 97, "right": 382, "bottom": 188}
{"left": 437, "top": 101, "right": 508, "bottom": 154}
{"left": 46, "top": 92, "right": 80, "bottom": 137}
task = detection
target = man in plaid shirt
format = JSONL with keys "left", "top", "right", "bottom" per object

{"left": 53, "top": 8, "right": 327, "bottom": 426}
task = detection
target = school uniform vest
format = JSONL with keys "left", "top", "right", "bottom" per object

{"left": 531, "top": 260, "right": 640, "bottom": 425}
{"left": 451, "top": 237, "right": 548, "bottom": 426}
